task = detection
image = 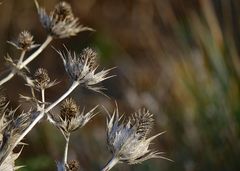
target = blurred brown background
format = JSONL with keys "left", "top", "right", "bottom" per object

{"left": 1, "top": 0, "right": 240, "bottom": 170}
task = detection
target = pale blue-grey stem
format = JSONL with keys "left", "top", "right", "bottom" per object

{"left": 0, "top": 36, "right": 52, "bottom": 86}
{"left": 0, "top": 81, "right": 79, "bottom": 165}
{"left": 101, "top": 157, "right": 119, "bottom": 171}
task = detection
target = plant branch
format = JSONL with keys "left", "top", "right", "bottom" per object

{"left": 101, "top": 157, "right": 119, "bottom": 171}
{"left": 0, "top": 36, "right": 52, "bottom": 86}
{"left": 19, "top": 36, "right": 52, "bottom": 69}
{"left": 63, "top": 133, "right": 70, "bottom": 170}
{"left": 0, "top": 81, "right": 79, "bottom": 165}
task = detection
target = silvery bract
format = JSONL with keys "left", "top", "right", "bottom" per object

{"left": 103, "top": 108, "right": 171, "bottom": 171}
{"left": 35, "top": 0, "right": 93, "bottom": 38}
{"left": 58, "top": 47, "right": 113, "bottom": 93}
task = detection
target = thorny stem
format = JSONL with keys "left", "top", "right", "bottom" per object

{"left": 101, "top": 157, "right": 119, "bottom": 171}
{"left": 41, "top": 89, "right": 45, "bottom": 111}
{"left": 63, "top": 133, "right": 70, "bottom": 170}
{"left": 0, "top": 50, "right": 26, "bottom": 86}
{"left": 0, "top": 81, "right": 79, "bottom": 165}
{"left": 17, "top": 50, "right": 26, "bottom": 66}
{"left": 0, "top": 36, "right": 52, "bottom": 86}
{"left": 19, "top": 36, "right": 52, "bottom": 69}
{"left": 0, "top": 72, "right": 15, "bottom": 86}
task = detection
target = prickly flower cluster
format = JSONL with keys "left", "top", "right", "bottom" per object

{"left": 50, "top": 98, "right": 98, "bottom": 136}
{"left": 33, "top": 68, "right": 57, "bottom": 91}
{"left": 0, "top": 96, "right": 32, "bottom": 170}
{"left": 67, "top": 160, "right": 80, "bottom": 171}
{"left": 0, "top": 1, "right": 170, "bottom": 170}
{"left": 104, "top": 108, "right": 169, "bottom": 170}
{"left": 58, "top": 47, "right": 112, "bottom": 93}
{"left": 8, "top": 31, "right": 39, "bottom": 51}
{"left": 35, "top": 0, "right": 93, "bottom": 38}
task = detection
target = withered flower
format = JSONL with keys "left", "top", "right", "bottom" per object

{"left": 35, "top": 0, "right": 93, "bottom": 38}
{"left": 0, "top": 107, "right": 32, "bottom": 167}
{"left": 50, "top": 98, "right": 98, "bottom": 136}
{"left": 33, "top": 68, "right": 57, "bottom": 90}
{"left": 8, "top": 31, "right": 39, "bottom": 51}
{"left": 102, "top": 108, "right": 171, "bottom": 171}
{"left": 67, "top": 160, "right": 80, "bottom": 171}
{"left": 58, "top": 47, "right": 113, "bottom": 93}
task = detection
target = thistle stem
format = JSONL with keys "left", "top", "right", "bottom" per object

{"left": 63, "top": 133, "right": 70, "bottom": 169}
{"left": 0, "top": 81, "right": 79, "bottom": 165}
{"left": 101, "top": 157, "right": 119, "bottom": 171}
{"left": 0, "top": 36, "right": 52, "bottom": 86}
{"left": 19, "top": 36, "right": 52, "bottom": 69}
{"left": 0, "top": 72, "right": 15, "bottom": 86}
{"left": 0, "top": 50, "right": 26, "bottom": 86}
{"left": 17, "top": 50, "right": 26, "bottom": 66}
{"left": 41, "top": 88, "right": 45, "bottom": 110}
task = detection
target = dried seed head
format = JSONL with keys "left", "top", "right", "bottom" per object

{"left": 34, "top": 68, "right": 50, "bottom": 89}
{"left": 49, "top": 99, "right": 98, "bottom": 135}
{"left": 67, "top": 160, "right": 80, "bottom": 171}
{"left": 105, "top": 107, "right": 171, "bottom": 167}
{"left": 80, "top": 48, "right": 97, "bottom": 70}
{"left": 52, "top": 1, "right": 73, "bottom": 22}
{"left": 0, "top": 109, "right": 32, "bottom": 166}
{"left": 60, "top": 98, "right": 79, "bottom": 121}
{"left": 7, "top": 31, "right": 39, "bottom": 51}
{"left": 31, "top": 68, "right": 58, "bottom": 90}
{"left": 58, "top": 47, "right": 113, "bottom": 94}
{"left": 35, "top": 0, "right": 93, "bottom": 38}
{"left": 18, "top": 31, "right": 34, "bottom": 50}
{"left": 132, "top": 108, "right": 154, "bottom": 139}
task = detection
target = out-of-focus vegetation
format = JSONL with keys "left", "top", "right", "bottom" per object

{"left": 1, "top": 0, "right": 240, "bottom": 170}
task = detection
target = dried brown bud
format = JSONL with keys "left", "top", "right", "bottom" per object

{"left": 36, "top": 0, "right": 93, "bottom": 38}
{"left": 52, "top": 1, "right": 73, "bottom": 22}
{"left": 18, "top": 31, "right": 34, "bottom": 50}
{"left": 7, "top": 31, "right": 39, "bottom": 51}
{"left": 80, "top": 47, "right": 97, "bottom": 70}
{"left": 58, "top": 47, "right": 113, "bottom": 94}
{"left": 60, "top": 98, "right": 79, "bottom": 121}
{"left": 49, "top": 98, "right": 97, "bottom": 135}
{"left": 67, "top": 160, "right": 80, "bottom": 171}
{"left": 34, "top": 68, "right": 50, "bottom": 90}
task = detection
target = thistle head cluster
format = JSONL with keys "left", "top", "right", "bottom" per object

{"left": 8, "top": 31, "right": 39, "bottom": 51}
{"left": 106, "top": 107, "right": 169, "bottom": 165}
{"left": 0, "top": 104, "right": 32, "bottom": 170}
{"left": 67, "top": 160, "right": 80, "bottom": 171}
{"left": 58, "top": 47, "right": 113, "bottom": 93}
{"left": 32, "top": 68, "right": 57, "bottom": 91}
{"left": 35, "top": 0, "right": 93, "bottom": 38}
{"left": 50, "top": 98, "right": 98, "bottom": 137}
{"left": 60, "top": 98, "right": 79, "bottom": 121}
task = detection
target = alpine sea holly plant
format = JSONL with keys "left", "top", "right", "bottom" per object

{"left": 0, "top": 1, "right": 171, "bottom": 171}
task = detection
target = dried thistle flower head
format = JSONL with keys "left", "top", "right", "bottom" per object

{"left": 31, "top": 68, "right": 58, "bottom": 91}
{"left": 67, "top": 160, "right": 80, "bottom": 171}
{"left": 52, "top": 2, "right": 73, "bottom": 22}
{"left": 60, "top": 98, "right": 79, "bottom": 121}
{"left": 104, "top": 107, "right": 171, "bottom": 170}
{"left": 0, "top": 108, "right": 32, "bottom": 166}
{"left": 58, "top": 47, "right": 113, "bottom": 94}
{"left": 8, "top": 31, "right": 39, "bottom": 51}
{"left": 35, "top": 0, "right": 93, "bottom": 38}
{"left": 49, "top": 98, "right": 98, "bottom": 136}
